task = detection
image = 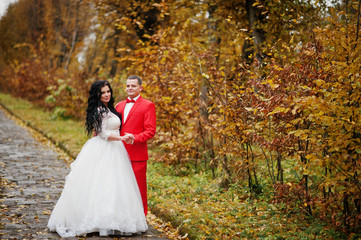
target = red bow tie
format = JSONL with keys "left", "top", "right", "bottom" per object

{"left": 126, "top": 99, "right": 136, "bottom": 103}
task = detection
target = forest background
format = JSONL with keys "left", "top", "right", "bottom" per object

{"left": 0, "top": 0, "right": 360, "bottom": 239}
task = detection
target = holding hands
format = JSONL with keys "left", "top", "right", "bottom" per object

{"left": 122, "top": 133, "right": 134, "bottom": 144}
{"left": 93, "top": 131, "right": 134, "bottom": 144}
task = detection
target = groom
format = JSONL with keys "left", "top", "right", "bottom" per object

{"left": 115, "top": 75, "right": 156, "bottom": 216}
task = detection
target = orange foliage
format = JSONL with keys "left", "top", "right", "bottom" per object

{"left": 0, "top": 0, "right": 360, "bottom": 234}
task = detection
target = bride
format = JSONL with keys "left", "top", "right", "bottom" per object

{"left": 47, "top": 80, "right": 148, "bottom": 237}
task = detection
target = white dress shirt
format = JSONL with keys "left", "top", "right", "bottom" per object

{"left": 123, "top": 95, "right": 140, "bottom": 123}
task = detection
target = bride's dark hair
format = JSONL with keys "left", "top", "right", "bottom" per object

{"left": 85, "top": 80, "right": 121, "bottom": 137}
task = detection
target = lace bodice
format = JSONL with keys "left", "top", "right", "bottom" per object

{"left": 98, "top": 110, "right": 121, "bottom": 140}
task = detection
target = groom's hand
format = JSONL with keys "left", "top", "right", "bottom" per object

{"left": 123, "top": 133, "right": 134, "bottom": 144}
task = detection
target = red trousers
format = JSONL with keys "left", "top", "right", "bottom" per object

{"left": 131, "top": 161, "right": 147, "bottom": 216}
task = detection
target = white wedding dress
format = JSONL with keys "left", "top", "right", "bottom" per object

{"left": 47, "top": 110, "right": 148, "bottom": 237}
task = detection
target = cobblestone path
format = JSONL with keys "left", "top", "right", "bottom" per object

{"left": 0, "top": 108, "right": 167, "bottom": 240}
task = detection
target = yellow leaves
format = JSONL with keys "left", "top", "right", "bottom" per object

{"left": 299, "top": 133, "right": 308, "bottom": 140}
{"left": 2, "top": 0, "right": 361, "bottom": 235}
{"left": 135, "top": 20, "right": 144, "bottom": 29}
{"left": 314, "top": 79, "right": 326, "bottom": 87}
{"left": 269, "top": 82, "right": 280, "bottom": 89}
{"left": 254, "top": 122, "right": 264, "bottom": 130}
{"left": 162, "top": 96, "right": 172, "bottom": 103}
{"left": 268, "top": 106, "right": 289, "bottom": 116}
{"left": 245, "top": 107, "right": 257, "bottom": 114}
{"left": 303, "top": 50, "right": 315, "bottom": 56}
{"left": 291, "top": 105, "right": 301, "bottom": 115}
{"left": 42, "top": 210, "right": 51, "bottom": 215}
{"left": 339, "top": 27, "right": 347, "bottom": 33}
{"left": 202, "top": 73, "right": 210, "bottom": 79}
{"left": 340, "top": 40, "right": 349, "bottom": 50}
{"left": 288, "top": 129, "right": 305, "bottom": 138}
{"left": 264, "top": 78, "right": 280, "bottom": 89}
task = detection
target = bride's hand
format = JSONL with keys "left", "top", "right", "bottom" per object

{"left": 122, "top": 134, "right": 134, "bottom": 144}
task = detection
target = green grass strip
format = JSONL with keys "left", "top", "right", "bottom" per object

{"left": 0, "top": 93, "right": 88, "bottom": 158}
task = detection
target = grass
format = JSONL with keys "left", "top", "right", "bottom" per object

{"left": 147, "top": 163, "right": 348, "bottom": 239}
{"left": 0, "top": 93, "right": 88, "bottom": 159}
{"left": 0, "top": 92, "right": 354, "bottom": 239}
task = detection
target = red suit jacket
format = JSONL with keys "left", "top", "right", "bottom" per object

{"left": 115, "top": 96, "right": 156, "bottom": 161}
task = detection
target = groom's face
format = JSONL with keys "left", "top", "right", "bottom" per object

{"left": 126, "top": 79, "right": 143, "bottom": 99}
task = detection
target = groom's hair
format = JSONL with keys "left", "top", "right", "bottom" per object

{"left": 127, "top": 75, "right": 142, "bottom": 86}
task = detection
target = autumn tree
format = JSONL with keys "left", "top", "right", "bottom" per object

{"left": 1, "top": 0, "right": 360, "bottom": 234}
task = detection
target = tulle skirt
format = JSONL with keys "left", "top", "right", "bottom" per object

{"left": 47, "top": 136, "right": 148, "bottom": 237}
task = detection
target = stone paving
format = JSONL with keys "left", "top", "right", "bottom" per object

{"left": 0, "top": 108, "right": 168, "bottom": 240}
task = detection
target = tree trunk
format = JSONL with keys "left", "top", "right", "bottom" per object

{"left": 245, "top": 0, "right": 265, "bottom": 65}
{"left": 64, "top": 0, "right": 80, "bottom": 69}
{"left": 110, "top": 28, "right": 121, "bottom": 77}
